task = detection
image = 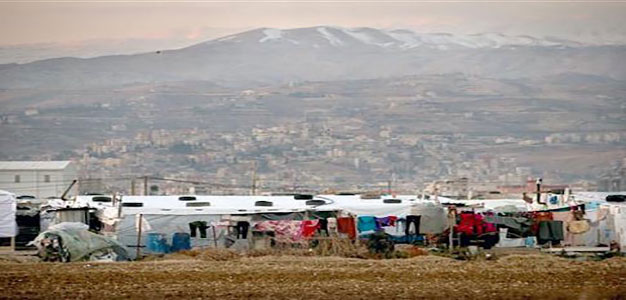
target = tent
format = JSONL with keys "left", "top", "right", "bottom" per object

{"left": 91, "top": 195, "right": 336, "bottom": 257}
{"left": 29, "top": 222, "right": 129, "bottom": 262}
{"left": 0, "top": 190, "right": 17, "bottom": 238}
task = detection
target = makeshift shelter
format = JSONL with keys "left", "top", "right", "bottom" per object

{"left": 101, "top": 195, "right": 337, "bottom": 257}
{"left": 29, "top": 222, "right": 129, "bottom": 262}
{"left": 79, "top": 191, "right": 626, "bottom": 254}
{"left": 317, "top": 195, "right": 448, "bottom": 242}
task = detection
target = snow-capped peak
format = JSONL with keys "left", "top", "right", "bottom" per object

{"left": 317, "top": 27, "right": 344, "bottom": 47}
{"left": 214, "top": 26, "right": 583, "bottom": 49}
{"left": 259, "top": 28, "right": 283, "bottom": 43}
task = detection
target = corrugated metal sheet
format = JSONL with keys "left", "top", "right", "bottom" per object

{"left": 0, "top": 161, "right": 71, "bottom": 171}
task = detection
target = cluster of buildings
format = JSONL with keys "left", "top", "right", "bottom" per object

{"left": 0, "top": 159, "right": 620, "bottom": 201}
{"left": 67, "top": 122, "right": 574, "bottom": 196}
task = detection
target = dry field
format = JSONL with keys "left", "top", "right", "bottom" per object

{"left": 1, "top": 253, "right": 625, "bottom": 299}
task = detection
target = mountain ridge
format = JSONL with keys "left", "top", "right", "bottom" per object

{"left": 0, "top": 26, "right": 624, "bottom": 89}
{"left": 203, "top": 26, "right": 587, "bottom": 50}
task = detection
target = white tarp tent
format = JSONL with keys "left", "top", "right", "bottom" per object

{"left": 574, "top": 191, "right": 626, "bottom": 203}
{"left": 601, "top": 203, "right": 626, "bottom": 252}
{"left": 105, "top": 195, "right": 324, "bottom": 215}
{"left": 0, "top": 190, "right": 17, "bottom": 238}
{"left": 116, "top": 213, "right": 223, "bottom": 259}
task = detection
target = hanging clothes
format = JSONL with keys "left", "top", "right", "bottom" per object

{"left": 530, "top": 212, "right": 553, "bottom": 235}
{"left": 337, "top": 217, "right": 356, "bottom": 239}
{"left": 455, "top": 213, "right": 484, "bottom": 236}
{"left": 317, "top": 219, "right": 329, "bottom": 236}
{"left": 254, "top": 220, "right": 302, "bottom": 243}
{"left": 405, "top": 215, "right": 421, "bottom": 235}
{"left": 484, "top": 215, "right": 532, "bottom": 238}
{"left": 537, "top": 221, "right": 564, "bottom": 245}
{"left": 455, "top": 212, "right": 496, "bottom": 236}
{"left": 236, "top": 221, "right": 250, "bottom": 239}
{"left": 301, "top": 220, "right": 320, "bottom": 238}
{"left": 357, "top": 216, "right": 378, "bottom": 232}
{"left": 327, "top": 217, "right": 338, "bottom": 236}
{"left": 188, "top": 221, "right": 208, "bottom": 238}
{"left": 375, "top": 216, "right": 397, "bottom": 228}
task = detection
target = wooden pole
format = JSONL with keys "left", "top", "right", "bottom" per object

{"left": 143, "top": 176, "right": 149, "bottom": 196}
{"left": 212, "top": 225, "right": 218, "bottom": 248}
{"left": 448, "top": 208, "right": 456, "bottom": 253}
{"left": 251, "top": 161, "right": 257, "bottom": 196}
{"left": 136, "top": 213, "right": 143, "bottom": 260}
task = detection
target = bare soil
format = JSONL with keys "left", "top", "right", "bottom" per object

{"left": 1, "top": 254, "right": 625, "bottom": 299}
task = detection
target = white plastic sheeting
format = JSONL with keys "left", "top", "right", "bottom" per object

{"left": 440, "top": 199, "right": 529, "bottom": 212}
{"left": 116, "top": 195, "right": 327, "bottom": 216}
{"left": 315, "top": 194, "right": 438, "bottom": 216}
{"left": 0, "top": 190, "right": 17, "bottom": 237}
{"left": 115, "top": 214, "right": 223, "bottom": 259}
{"left": 79, "top": 194, "right": 446, "bottom": 217}
{"left": 606, "top": 203, "right": 626, "bottom": 252}
{"left": 574, "top": 191, "right": 626, "bottom": 203}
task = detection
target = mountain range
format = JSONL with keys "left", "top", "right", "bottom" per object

{"left": 1, "top": 26, "right": 625, "bottom": 89}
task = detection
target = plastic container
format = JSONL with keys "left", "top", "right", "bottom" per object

{"left": 147, "top": 233, "right": 169, "bottom": 253}
{"left": 170, "top": 232, "right": 191, "bottom": 252}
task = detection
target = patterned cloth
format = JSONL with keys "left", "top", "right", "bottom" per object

{"left": 254, "top": 220, "right": 303, "bottom": 243}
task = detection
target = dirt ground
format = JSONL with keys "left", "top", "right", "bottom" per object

{"left": 1, "top": 254, "right": 625, "bottom": 299}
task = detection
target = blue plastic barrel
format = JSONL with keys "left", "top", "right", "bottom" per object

{"left": 170, "top": 232, "right": 191, "bottom": 252}
{"left": 147, "top": 233, "right": 169, "bottom": 253}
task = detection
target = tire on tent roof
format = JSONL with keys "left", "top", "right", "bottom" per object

{"left": 606, "top": 195, "right": 626, "bottom": 202}
{"left": 294, "top": 194, "right": 313, "bottom": 200}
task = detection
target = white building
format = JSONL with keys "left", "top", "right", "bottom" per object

{"left": 0, "top": 161, "right": 77, "bottom": 198}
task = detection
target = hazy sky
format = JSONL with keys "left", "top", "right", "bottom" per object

{"left": 1, "top": 1, "right": 626, "bottom": 46}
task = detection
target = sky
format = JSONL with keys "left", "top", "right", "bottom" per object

{"left": 1, "top": 1, "right": 625, "bottom": 47}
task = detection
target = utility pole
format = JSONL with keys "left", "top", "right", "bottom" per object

{"left": 251, "top": 161, "right": 257, "bottom": 196}
{"left": 136, "top": 213, "right": 143, "bottom": 259}
{"left": 536, "top": 177, "right": 543, "bottom": 204}
{"left": 143, "top": 176, "right": 149, "bottom": 196}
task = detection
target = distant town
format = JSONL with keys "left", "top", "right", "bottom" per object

{"left": 1, "top": 75, "right": 625, "bottom": 197}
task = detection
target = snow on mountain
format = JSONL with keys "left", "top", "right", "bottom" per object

{"left": 316, "top": 27, "right": 344, "bottom": 47}
{"left": 0, "top": 25, "right": 622, "bottom": 89}
{"left": 259, "top": 28, "right": 283, "bottom": 43}
{"left": 229, "top": 26, "right": 581, "bottom": 49}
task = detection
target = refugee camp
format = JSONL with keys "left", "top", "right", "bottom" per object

{"left": 1, "top": 176, "right": 626, "bottom": 298}
{"left": 2, "top": 0, "right": 626, "bottom": 298}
